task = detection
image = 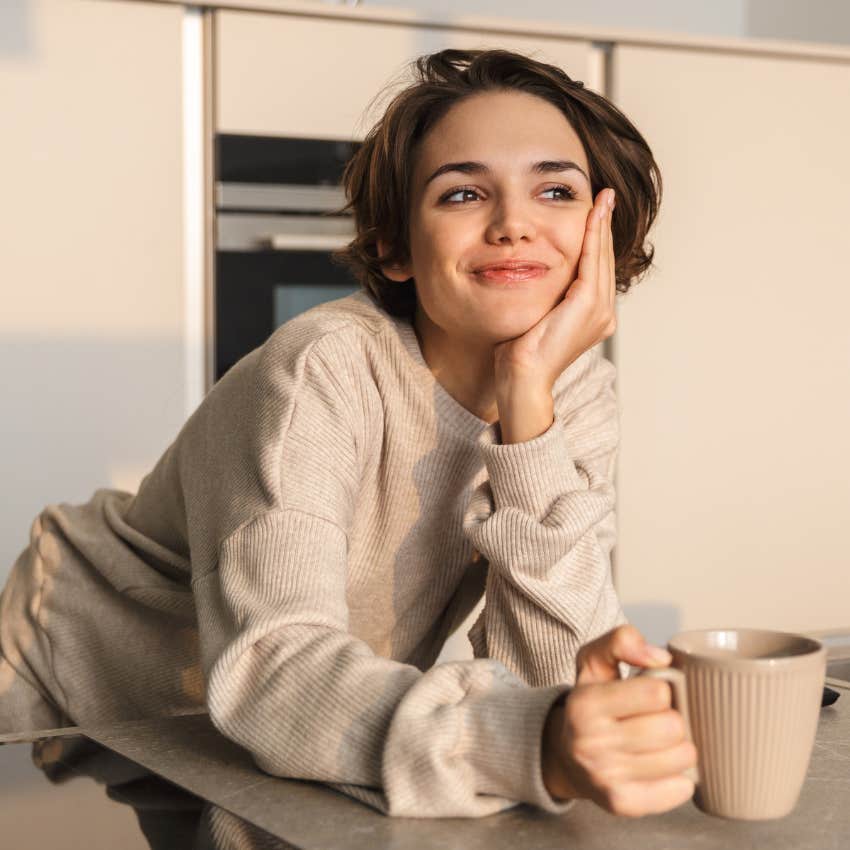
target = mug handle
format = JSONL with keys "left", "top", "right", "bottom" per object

{"left": 637, "top": 667, "right": 700, "bottom": 785}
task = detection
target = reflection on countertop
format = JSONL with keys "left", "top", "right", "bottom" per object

{"left": 1, "top": 734, "right": 291, "bottom": 850}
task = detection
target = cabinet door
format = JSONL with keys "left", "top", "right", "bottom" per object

{"left": 216, "top": 11, "right": 598, "bottom": 138}
{"left": 0, "top": 0, "right": 185, "bottom": 582}
{"left": 610, "top": 44, "right": 850, "bottom": 637}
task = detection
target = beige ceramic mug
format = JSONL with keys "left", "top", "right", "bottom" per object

{"left": 638, "top": 628, "right": 826, "bottom": 820}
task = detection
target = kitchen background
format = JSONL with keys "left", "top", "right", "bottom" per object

{"left": 2, "top": 0, "right": 849, "bottom": 664}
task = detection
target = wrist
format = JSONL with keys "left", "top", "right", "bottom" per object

{"left": 541, "top": 697, "right": 580, "bottom": 802}
{"left": 496, "top": 388, "right": 554, "bottom": 445}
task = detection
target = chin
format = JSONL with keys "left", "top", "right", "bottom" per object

{"left": 485, "top": 312, "right": 544, "bottom": 343}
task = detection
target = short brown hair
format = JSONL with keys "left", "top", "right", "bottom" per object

{"left": 330, "top": 48, "right": 663, "bottom": 318}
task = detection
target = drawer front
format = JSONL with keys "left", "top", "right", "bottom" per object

{"left": 216, "top": 10, "right": 596, "bottom": 139}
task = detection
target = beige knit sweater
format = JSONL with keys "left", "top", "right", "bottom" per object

{"left": 1, "top": 290, "right": 625, "bottom": 818}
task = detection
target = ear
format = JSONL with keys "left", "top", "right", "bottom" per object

{"left": 377, "top": 238, "right": 413, "bottom": 282}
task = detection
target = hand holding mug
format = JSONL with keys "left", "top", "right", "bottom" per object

{"left": 541, "top": 624, "right": 698, "bottom": 817}
{"left": 544, "top": 625, "right": 827, "bottom": 820}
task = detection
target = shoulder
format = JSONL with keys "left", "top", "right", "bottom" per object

{"left": 192, "top": 290, "right": 401, "bottom": 434}
{"left": 184, "top": 290, "right": 392, "bottom": 466}
{"left": 259, "top": 290, "right": 389, "bottom": 379}
{"left": 242, "top": 290, "right": 396, "bottom": 415}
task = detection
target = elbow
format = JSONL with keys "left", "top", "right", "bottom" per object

{"left": 206, "top": 696, "right": 298, "bottom": 780}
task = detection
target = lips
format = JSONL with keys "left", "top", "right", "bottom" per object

{"left": 473, "top": 260, "right": 548, "bottom": 272}
{"left": 473, "top": 261, "right": 549, "bottom": 284}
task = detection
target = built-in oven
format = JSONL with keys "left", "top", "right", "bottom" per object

{"left": 214, "top": 134, "right": 363, "bottom": 382}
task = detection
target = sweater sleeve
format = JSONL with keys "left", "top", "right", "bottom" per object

{"left": 199, "top": 338, "right": 577, "bottom": 818}
{"left": 463, "top": 345, "right": 628, "bottom": 688}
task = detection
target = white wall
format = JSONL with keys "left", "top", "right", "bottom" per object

{"left": 356, "top": 0, "right": 850, "bottom": 46}
{"left": 0, "top": 0, "right": 190, "bottom": 584}
{"left": 357, "top": 0, "right": 749, "bottom": 39}
{"left": 746, "top": 0, "right": 850, "bottom": 44}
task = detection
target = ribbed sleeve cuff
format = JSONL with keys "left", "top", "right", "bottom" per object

{"left": 464, "top": 677, "right": 577, "bottom": 815}
{"left": 482, "top": 420, "right": 585, "bottom": 521}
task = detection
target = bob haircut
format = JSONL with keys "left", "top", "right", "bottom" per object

{"left": 331, "top": 48, "right": 662, "bottom": 319}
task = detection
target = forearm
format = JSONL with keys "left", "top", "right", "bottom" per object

{"left": 496, "top": 384, "right": 555, "bottom": 445}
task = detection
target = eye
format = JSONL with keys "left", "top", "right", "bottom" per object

{"left": 437, "top": 183, "right": 579, "bottom": 205}
{"left": 439, "top": 186, "right": 481, "bottom": 204}
{"left": 541, "top": 184, "right": 578, "bottom": 201}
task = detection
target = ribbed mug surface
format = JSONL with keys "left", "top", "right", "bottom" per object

{"left": 669, "top": 629, "right": 825, "bottom": 820}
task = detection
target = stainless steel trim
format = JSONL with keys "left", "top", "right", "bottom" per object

{"left": 264, "top": 233, "right": 353, "bottom": 251}
{"left": 217, "top": 212, "right": 355, "bottom": 251}
{"left": 216, "top": 181, "right": 348, "bottom": 213}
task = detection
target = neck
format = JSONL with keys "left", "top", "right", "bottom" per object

{"left": 413, "top": 302, "right": 499, "bottom": 424}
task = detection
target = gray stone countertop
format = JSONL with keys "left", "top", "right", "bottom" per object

{"left": 69, "top": 688, "right": 849, "bottom": 850}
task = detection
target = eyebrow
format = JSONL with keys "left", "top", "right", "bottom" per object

{"left": 423, "top": 159, "right": 590, "bottom": 188}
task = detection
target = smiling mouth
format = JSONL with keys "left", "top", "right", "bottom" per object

{"left": 473, "top": 266, "right": 548, "bottom": 282}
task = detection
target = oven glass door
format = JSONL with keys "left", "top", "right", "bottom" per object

{"left": 215, "top": 249, "right": 360, "bottom": 382}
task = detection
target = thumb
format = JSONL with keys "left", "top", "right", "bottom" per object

{"left": 575, "top": 624, "right": 672, "bottom": 685}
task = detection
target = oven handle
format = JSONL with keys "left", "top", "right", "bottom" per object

{"left": 216, "top": 181, "right": 346, "bottom": 213}
{"left": 261, "top": 232, "right": 352, "bottom": 251}
{"left": 217, "top": 211, "right": 354, "bottom": 251}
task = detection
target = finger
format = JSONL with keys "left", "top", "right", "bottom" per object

{"left": 576, "top": 624, "right": 671, "bottom": 684}
{"left": 616, "top": 709, "right": 688, "bottom": 752}
{"left": 593, "top": 188, "right": 611, "bottom": 290}
{"left": 575, "top": 190, "right": 608, "bottom": 290}
{"left": 607, "top": 199, "right": 616, "bottom": 310}
{"left": 569, "top": 676, "right": 672, "bottom": 723}
{"left": 597, "top": 193, "right": 610, "bottom": 299}
{"left": 617, "top": 741, "right": 698, "bottom": 783}
{"left": 606, "top": 775, "right": 695, "bottom": 818}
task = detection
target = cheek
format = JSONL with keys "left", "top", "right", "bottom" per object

{"left": 562, "top": 214, "right": 591, "bottom": 251}
{"left": 555, "top": 221, "right": 590, "bottom": 271}
{"left": 414, "top": 220, "right": 467, "bottom": 271}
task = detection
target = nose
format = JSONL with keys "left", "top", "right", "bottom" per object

{"left": 484, "top": 192, "right": 537, "bottom": 245}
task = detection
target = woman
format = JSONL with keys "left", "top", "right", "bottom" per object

{"left": 0, "top": 49, "right": 696, "bottom": 818}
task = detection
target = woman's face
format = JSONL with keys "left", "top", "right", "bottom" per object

{"left": 386, "top": 89, "right": 595, "bottom": 347}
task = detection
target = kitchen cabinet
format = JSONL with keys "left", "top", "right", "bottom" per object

{"left": 610, "top": 44, "right": 850, "bottom": 637}
{"left": 215, "top": 10, "right": 600, "bottom": 138}
{"left": 0, "top": 0, "right": 187, "bottom": 582}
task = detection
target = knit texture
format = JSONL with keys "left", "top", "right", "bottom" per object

{"left": 0, "top": 290, "right": 625, "bottom": 817}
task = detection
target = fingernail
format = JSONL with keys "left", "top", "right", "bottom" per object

{"left": 607, "top": 189, "right": 616, "bottom": 208}
{"left": 646, "top": 645, "right": 672, "bottom": 664}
